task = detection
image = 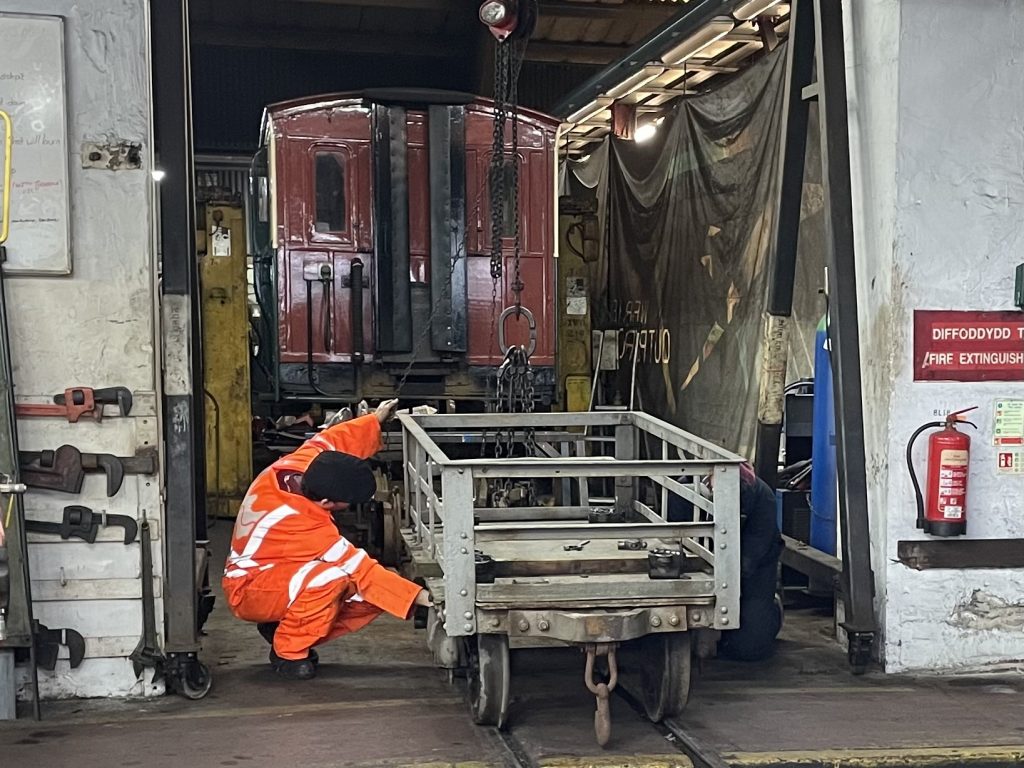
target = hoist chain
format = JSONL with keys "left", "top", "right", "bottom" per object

{"left": 487, "top": 31, "right": 534, "bottom": 474}
{"left": 489, "top": 41, "right": 510, "bottom": 283}
{"left": 488, "top": 36, "right": 528, "bottom": 362}
{"left": 509, "top": 46, "right": 524, "bottom": 315}
{"left": 493, "top": 344, "right": 536, "bottom": 462}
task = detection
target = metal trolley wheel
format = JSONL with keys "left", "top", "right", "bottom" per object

{"left": 467, "top": 633, "right": 511, "bottom": 729}
{"left": 638, "top": 632, "right": 692, "bottom": 722}
{"left": 173, "top": 659, "right": 213, "bottom": 701}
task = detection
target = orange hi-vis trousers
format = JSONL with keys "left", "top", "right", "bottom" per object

{"left": 225, "top": 550, "right": 420, "bottom": 660}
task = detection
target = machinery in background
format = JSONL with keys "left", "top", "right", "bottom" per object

{"left": 556, "top": 196, "right": 598, "bottom": 412}
{"left": 197, "top": 203, "right": 253, "bottom": 521}
{"left": 776, "top": 315, "right": 839, "bottom": 600}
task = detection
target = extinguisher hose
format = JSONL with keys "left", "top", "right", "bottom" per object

{"left": 906, "top": 421, "right": 943, "bottom": 529}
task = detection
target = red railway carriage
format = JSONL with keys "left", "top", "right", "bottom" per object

{"left": 247, "top": 89, "right": 559, "bottom": 408}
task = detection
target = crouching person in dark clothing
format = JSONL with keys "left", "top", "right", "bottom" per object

{"left": 668, "top": 462, "right": 783, "bottom": 661}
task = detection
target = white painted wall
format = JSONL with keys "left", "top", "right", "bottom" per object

{"left": 2, "top": 0, "right": 163, "bottom": 697}
{"left": 844, "top": 0, "right": 902, "bottom": 653}
{"left": 851, "top": 0, "right": 1024, "bottom": 672}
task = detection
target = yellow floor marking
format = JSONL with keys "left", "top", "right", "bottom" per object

{"left": 725, "top": 745, "right": 1024, "bottom": 767}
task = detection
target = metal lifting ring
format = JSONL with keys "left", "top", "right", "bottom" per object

{"left": 497, "top": 305, "right": 537, "bottom": 357}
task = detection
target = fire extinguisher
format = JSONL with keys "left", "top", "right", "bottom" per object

{"left": 906, "top": 407, "right": 977, "bottom": 537}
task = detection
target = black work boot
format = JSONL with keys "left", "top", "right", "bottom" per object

{"left": 269, "top": 649, "right": 318, "bottom": 680}
{"left": 258, "top": 622, "right": 318, "bottom": 666}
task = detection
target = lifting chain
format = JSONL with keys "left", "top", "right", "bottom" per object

{"left": 485, "top": 17, "right": 535, "bottom": 489}
{"left": 489, "top": 343, "right": 536, "bottom": 507}
{"left": 488, "top": 34, "right": 528, "bottom": 360}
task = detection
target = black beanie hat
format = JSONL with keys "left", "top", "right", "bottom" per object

{"left": 301, "top": 452, "right": 376, "bottom": 504}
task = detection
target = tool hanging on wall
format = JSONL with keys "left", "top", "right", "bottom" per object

{"left": 19, "top": 445, "right": 157, "bottom": 497}
{"left": 130, "top": 516, "right": 163, "bottom": 681}
{"left": 27, "top": 623, "right": 86, "bottom": 671}
{"left": 24, "top": 505, "right": 138, "bottom": 545}
{"left": 15, "top": 386, "right": 132, "bottom": 423}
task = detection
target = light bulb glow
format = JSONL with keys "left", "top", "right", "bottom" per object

{"left": 634, "top": 123, "right": 658, "bottom": 143}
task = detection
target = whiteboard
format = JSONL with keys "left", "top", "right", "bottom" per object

{"left": 0, "top": 13, "right": 71, "bottom": 274}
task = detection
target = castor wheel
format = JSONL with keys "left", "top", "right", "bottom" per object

{"left": 467, "top": 633, "right": 510, "bottom": 729}
{"left": 172, "top": 659, "right": 213, "bottom": 701}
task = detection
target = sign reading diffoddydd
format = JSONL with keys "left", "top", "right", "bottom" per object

{"left": 914, "top": 310, "right": 1024, "bottom": 382}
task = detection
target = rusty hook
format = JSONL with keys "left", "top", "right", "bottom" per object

{"left": 584, "top": 645, "right": 618, "bottom": 747}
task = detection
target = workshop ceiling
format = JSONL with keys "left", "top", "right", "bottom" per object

{"left": 188, "top": 0, "right": 788, "bottom": 155}
{"left": 189, "top": 0, "right": 686, "bottom": 67}
{"left": 188, "top": 0, "right": 694, "bottom": 152}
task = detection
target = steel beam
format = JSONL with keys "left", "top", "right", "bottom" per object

{"left": 551, "top": 0, "right": 739, "bottom": 119}
{"left": 152, "top": 0, "right": 206, "bottom": 653}
{"left": 474, "top": 521, "right": 715, "bottom": 543}
{"left": 813, "top": 0, "right": 876, "bottom": 671}
{"left": 753, "top": 0, "right": 816, "bottom": 484}
{"left": 0, "top": 255, "right": 37, "bottom": 719}
{"left": 780, "top": 535, "right": 843, "bottom": 591}
{"left": 897, "top": 539, "right": 1024, "bottom": 571}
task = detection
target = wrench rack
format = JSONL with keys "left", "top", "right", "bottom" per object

{"left": 398, "top": 410, "right": 743, "bottom": 744}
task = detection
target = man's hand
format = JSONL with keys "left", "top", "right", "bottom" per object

{"left": 375, "top": 398, "right": 400, "bottom": 424}
{"left": 414, "top": 589, "right": 433, "bottom": 608}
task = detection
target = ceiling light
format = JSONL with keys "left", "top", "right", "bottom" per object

{"left": 634, "top": 122, "right": 658, "bottom": 143}
{"left": 151, "top": 169, "right": 166, "bottom": 182}
{"left": 733, "top": 0, "right": 782, "bottom": 21}
{"left": 660, "top": 17, "right": 735, "bottom": 65}
{"left": 604, "top": 65, "right": 665, "bottom": 99}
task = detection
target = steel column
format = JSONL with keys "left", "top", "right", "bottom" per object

{"left": 373, "top": 105, "right": 413, "bottom": 353}
{"left": 813, "top": 0, "right": 876, "bottom": 672}
{"left": 0, "top": 255, "right": 38, "bottom": 719}
{"left": 428, "top": 105, "right": 468, "bottom": 353}
{"left": 151, "top": 0, "right": 207, "bottom": 654}
{"left": 753, "top": 0, "right": 816, "bottom": 485}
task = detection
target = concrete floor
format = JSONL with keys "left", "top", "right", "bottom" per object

{"left": 2, "top": 521, "right": 1023, "bottom": 767}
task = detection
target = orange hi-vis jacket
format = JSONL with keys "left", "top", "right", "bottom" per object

{"left": 222, "top": 414, "right": 421, "bottom": 660}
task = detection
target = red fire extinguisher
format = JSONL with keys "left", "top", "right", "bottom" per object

{"left": 906, "top": 407, "right": 977, "bottom": 537}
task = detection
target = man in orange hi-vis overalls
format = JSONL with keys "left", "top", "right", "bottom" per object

{"left": 223, "top": 399, "right": 429, "bottom": 680}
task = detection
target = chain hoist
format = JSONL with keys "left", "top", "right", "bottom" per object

{"left": 486, "top": 8, "right": 531, "bottom": 360}
{"left": 480, "top": 1, "right": 539, "bottom": 488}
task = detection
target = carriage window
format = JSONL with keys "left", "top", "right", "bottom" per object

{"left": 314, "top": 151, "right": 347, "bottom": 233}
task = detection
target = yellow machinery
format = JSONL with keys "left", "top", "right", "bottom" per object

{"left": 556, "top": 201, "right": 598, "bottom": 413}
{"left": 197, "top": 203, "right": 252, "bottom": 519}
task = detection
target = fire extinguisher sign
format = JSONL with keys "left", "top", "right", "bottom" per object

{"left": 997, "top": 450, "right": 1023, "bottom": 474}
{"left": 914, "top": 310, "right": 1024, "bottom": 382}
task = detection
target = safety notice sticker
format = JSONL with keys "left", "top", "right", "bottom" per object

{"left": 997, "top": 449, "right": 1024, "bottom": 474}
{"left": 566, "top": 276, "right": 588, "bottom": 316}
{"left": 993, "top": 400, "right": 1024, "bottom": 446}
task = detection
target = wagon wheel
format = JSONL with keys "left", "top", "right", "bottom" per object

{"left": 638, "top": 632, "right": 692, "bottom": 722}
{"left": 380, "top": 496, "right": 402, "bottom": 566}
{"left": 467, "top": 633, "right": 511, "bottom": 729}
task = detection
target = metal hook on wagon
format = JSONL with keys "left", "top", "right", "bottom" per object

{"left": 584, "top": 644, "right": 618, "bottom": 747}
{"left": 497, "top": 305, "right": 537, "bottom": 357}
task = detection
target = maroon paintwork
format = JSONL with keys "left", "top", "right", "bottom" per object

{"left": 261, "top": 94, "right": 558, "bottom": 375}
